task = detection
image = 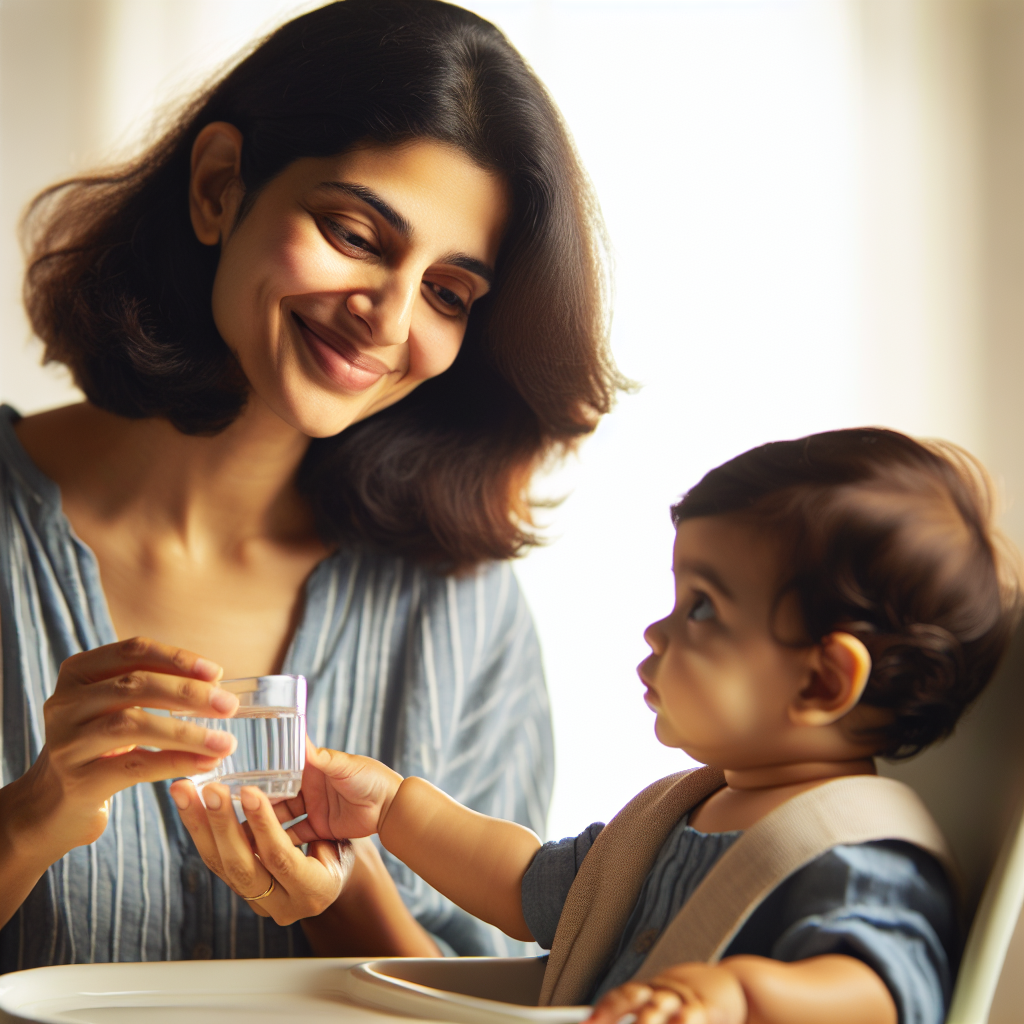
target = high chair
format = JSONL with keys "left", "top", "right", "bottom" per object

{"left": 345, "top": 625, "right": 1024, "bottom": 1024}
{"left": 878, "top": 622, "right": 1024, "bottom": 1024}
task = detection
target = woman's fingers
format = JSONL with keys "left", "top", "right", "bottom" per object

{"left": 89, "top": 749, "right": 224, "bottom": 795}
{"left": 173, "top": 781, "right": 347, "bottom": 927}
{"left": 241, "top": 786, "right": 345, "bottom": 921}
{"left": 202, "top": 785, "right": 277, "bottom": 903}
{"left": 59, "top": 636, "right": 222, "bottom": 687}
{"left": 60, "top": 706, "right": 236, "bottom": 768}
{"left": 57, "top": 670, "right": 239, "bottom": 727}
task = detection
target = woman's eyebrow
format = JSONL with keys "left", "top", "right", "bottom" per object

{"left": 440, "top": 252, "right": 494, "bottom": 285}
{"left": 674, "top": 558, "right": 735, "bottom": 601}
{"left": 315, "top": 181, "right": 412, "bottom": 236}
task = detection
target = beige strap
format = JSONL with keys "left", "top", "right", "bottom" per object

{"left": 543, "top": 773, "right": 957, "bottom": 1006}
{"left": 539, "top": 765, "right": 726, "bottom": 1006}
{"left": 635, "top": 775, "right": 956, "bottom": 981}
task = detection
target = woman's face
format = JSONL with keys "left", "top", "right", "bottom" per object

{"left": 204, "top": 138, "right": 508, "bottom": 438}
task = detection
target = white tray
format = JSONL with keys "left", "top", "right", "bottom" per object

{"left": 0, "top": 957, "right": 591, "bottom": 1024}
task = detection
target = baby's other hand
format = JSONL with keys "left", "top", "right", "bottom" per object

{"left": 586, "top": 963, "right": 747, "bottom": 1024}
{"left": 275, "top": 738, "right": 404, "bottom": 845}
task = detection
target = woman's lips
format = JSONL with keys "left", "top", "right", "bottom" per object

{"left": 292, "top": 312, "right": 392, "bottom": 393}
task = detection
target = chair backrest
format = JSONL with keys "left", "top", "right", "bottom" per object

{"left": 878, "top": 623, "right": 1024, "bottom": 1023}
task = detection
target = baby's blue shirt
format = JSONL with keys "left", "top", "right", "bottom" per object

{"left": 521, "top": 817, "right": 957, "bottom": 1024}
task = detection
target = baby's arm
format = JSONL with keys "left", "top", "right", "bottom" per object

{"left": 291, "top": 741, "right": 541, "bottom": 940}
{"left": 588, "top": 955, "right": 896, "bottom": 1024}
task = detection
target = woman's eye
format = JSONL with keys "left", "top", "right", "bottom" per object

{"left": 689, "top": 593, "right": 716, "bottom": 623}
{"left": 426, "top": 282, "right": 467, "bottom": 314}
{"left": 321, "top": 216, "right": 378, "bottom": 256}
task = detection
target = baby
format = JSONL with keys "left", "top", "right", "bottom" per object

{"left": 285, "top": 428, "right": 1021, "bottom": 1024}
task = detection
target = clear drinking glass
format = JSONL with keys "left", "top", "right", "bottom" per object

{"left": 174, "top": 674, "right": 307, "bottom": 802}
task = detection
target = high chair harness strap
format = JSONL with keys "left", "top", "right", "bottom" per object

{"left": 539, "top": 769, "right": 956, "bottom": 1007}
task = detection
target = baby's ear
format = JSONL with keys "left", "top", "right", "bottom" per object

{"left": 789, "top": 632, "right": 872, "bottom": 727}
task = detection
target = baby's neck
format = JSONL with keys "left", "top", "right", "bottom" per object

{"left": 688, "top": 757, "right": 876, "bottom": 833}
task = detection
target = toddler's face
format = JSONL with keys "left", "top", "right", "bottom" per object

{"left": 638, "top": 516, "right": 814, "bottom": 768}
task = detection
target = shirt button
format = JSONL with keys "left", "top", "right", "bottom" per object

{"left": 633, "top": 929, "right": 660, "bottom": 955}
{"left": 192, "top": 943, "right": 212, "bottom": 960}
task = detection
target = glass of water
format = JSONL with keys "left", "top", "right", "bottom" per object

{"left": 174, "top": 674, "right": 307, "bottom": 803}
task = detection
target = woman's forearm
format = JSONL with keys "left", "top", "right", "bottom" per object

{"left": 301, "top": 837, "right": 441, "bottom": 957}
{"left": 378, "top": 777, "right": 540, "bottom": 941}
{"left": 723, "top": 954, "right": 897, "bottom": 1024}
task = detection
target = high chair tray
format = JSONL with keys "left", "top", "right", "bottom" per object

{"left": 0, "top": 957, "right": 590, "bottom": 1024}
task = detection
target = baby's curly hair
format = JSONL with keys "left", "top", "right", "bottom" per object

{"left": 671, "top": 428, "right": 1022, "bottom": 759}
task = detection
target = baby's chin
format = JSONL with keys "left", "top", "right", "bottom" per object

{"left": 652, "top": 717, "right": 690, "bottom": 753}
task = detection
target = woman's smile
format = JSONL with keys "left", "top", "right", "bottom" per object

{"left": 291, "top": 311, "right": 396, "bottom": 393}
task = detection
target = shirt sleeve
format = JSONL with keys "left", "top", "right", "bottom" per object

{"left": 522, "top": 823, "right": 606, "bottom": 949}
{"left": 376, "top": 561, "right": 557, "bottom": 956}
{"left": 726, "top": 841, "right": 959, "bottom": 1024}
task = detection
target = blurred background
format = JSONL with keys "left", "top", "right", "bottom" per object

{"left": 1, "top": 0, "right": 1022, "bottom": 844}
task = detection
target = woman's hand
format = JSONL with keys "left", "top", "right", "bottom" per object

{"left": 587, "top": 964, "right": 747, "bottom": 1024}
{"left": 171, "top": 780, "right": 354, "bottom": 926}
{"left": 269, "top": 737, "right": 405, "bottom": 843}
{"left": 5, "top": 636, "right": 239, "bottom": 863}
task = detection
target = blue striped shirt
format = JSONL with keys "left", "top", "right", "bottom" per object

{"left": 0, "top": 404, "right": 553, "bottom": 969}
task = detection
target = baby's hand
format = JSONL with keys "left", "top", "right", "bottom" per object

{"left": 277, "top": 738, "right": 404, "bottom": 845}
{"left": 586, "top": 963, "right": 747, "bottom": 1024}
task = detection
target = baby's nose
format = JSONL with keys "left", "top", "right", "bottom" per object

{"left": 643, "top": 620, "right": 666, "bottom": 654}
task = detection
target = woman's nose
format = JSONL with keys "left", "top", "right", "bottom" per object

{"left": 345, "top": 271, "right": 418, "bottom": 347}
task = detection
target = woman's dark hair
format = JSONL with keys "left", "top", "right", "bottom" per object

{"left": 22, "top": 0, "right": 625, "bottom": 569}
{"left": 671, "top": 428, "right": 1022, "bottom": 758}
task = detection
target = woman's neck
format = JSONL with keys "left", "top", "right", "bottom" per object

{"left": 16, "top": 398, "right": 317, "bottom": 550}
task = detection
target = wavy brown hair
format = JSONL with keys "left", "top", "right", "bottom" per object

{"left": 672, "top": 428, "right": 1022, "bottom": 758}
{"left": 22, "top": 0, "right": 625, "bottom": 569}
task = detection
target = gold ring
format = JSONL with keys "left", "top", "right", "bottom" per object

{"left": 241, "top": 877, "right": 276, "bottom": 901}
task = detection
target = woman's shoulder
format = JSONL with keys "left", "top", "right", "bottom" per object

{"left": 316, "top": 547, "right": 525, "bottom": 617}
{"left": 0, "top": 404, "right": 65, "bottom": 512}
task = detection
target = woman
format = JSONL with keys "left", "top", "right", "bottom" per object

{"left": 0, "top": 0, "right": 622, "bottom": 968}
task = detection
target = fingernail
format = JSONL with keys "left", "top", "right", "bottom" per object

{"left": 204, "top": 787, "right": 222, "bottom": 810}
{"left": 240, "top": 787, "right": 261, "bottom": 812}
{"left": 204, "top": 729, "right": 234, "bottom": 753}
{"left": 194, "top": 657, "right": 222, "bottom": 680}
{"left": 171, "top": 789, "right": 189, "bottom": 810}
{"left": 210, "top": 689, "right": 238, "bottom": 714}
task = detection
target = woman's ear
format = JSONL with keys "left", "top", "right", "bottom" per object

{"left": 189, "top": 122, "right": 245, "bottom": 246}
{"left": 789, "top": 631, "right": 872, "bottom": 727}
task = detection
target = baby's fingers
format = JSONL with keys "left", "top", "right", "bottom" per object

{"left": 587, "top": 984, "right": 655, "bottom": 1024}
{"left": 636, "top": 990, "right": 688, "bottom": 1024}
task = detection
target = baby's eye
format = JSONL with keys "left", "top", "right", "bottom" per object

{"left": 688, "top": 593, "right": 716, "bottom": 622}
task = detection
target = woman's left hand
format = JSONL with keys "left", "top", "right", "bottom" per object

{"left": 170, "top": 780, "right": 354, "bottom": 925}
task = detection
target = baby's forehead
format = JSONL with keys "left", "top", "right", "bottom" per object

{"left": 671, "top": 515, "right": 785, "bottom": 597}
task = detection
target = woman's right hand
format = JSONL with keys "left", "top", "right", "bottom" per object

{"left": 4, "top": 636, "right": 240, "bottom": 865}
